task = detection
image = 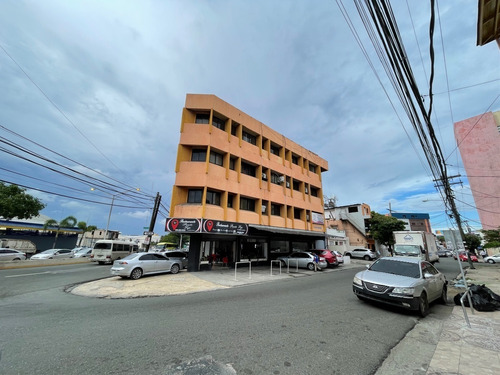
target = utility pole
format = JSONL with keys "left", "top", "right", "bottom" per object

{"left": 145, "top": 192, "right": 161, "bottom": 251}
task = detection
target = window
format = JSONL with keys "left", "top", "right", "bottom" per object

{"left": 209, "top": 150, "right": 223, "bottom": 166}
{"left": 227, "top": 194, "right": 235, "bottom": 208}
{"left": 270, "top": 143, "right": 281, "bottom": 155}
{"left": 309, "top": 163, "right": 317, "bottom": 173}
{"left": 206, "top": 190, "right": 221, "bottom": 205}
{"left": 242, "top": 130, "right": 256, "bottom": 145}
{"left": 348, "top": 206, "right": 359, "bottom": 213}
{"left": 292, "top": 154, "right": 299, "bottom": 165}
{"left": 229, "top": 157, "right": 237, "bottom": 170}
{"left": 271, "top": 204, "right": 281, "bottom": 216}
{"left": 231, "top": 122, "right": 239, "bottom": 136}
{"left": 262, "top": 171, "right": 268, "bottom": 180}
{"left": 240, "top": 197, "right": 255, "bottom": 211}
{"left": 212, "top": 115, "right": 226, "bottom": 131}
{"left": 310, "top": 187, "right": 318, "bottom": 197}
{"left": 294, "top": 208, "right": 302, "bottom": 219}
{"left": 187, "top": 189, "right": 203, "bottom": 203}
{"left": 292, "top": 180, "right": 300, "bottom": 191}
{"left": 271, "top": 172, "right": 282, "bottom": 185}
{"left": 241, "top": 161, "right": 256, "bottom": 177}
{"left": 191, "top": 149, "right": 207, "bottom": 162}
{"left": 195, "top": 113, "right": 210, "bottom": 124}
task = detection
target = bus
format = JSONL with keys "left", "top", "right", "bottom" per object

{"left": 90, "top": 240, "right": 139, "bottom": 265}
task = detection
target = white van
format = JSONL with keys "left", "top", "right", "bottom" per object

{"left": 90, "top": 240, "right": 139, "bottom": 265}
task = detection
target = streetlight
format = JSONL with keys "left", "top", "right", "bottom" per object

{"left": 104, "top": 188, "right": 140, "bottom": 239}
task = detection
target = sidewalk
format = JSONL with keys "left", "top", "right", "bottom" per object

{"left": 375, "top": 264, "right": 500, "bottom": 375}
{"left": 68, "top": 260, "right": 500, "bottom": 375}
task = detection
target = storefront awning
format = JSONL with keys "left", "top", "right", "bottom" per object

{"left": 249, "top": 225, "right": 325, "bottom": 238}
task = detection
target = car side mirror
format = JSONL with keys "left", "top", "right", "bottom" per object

{"left": 366, "top": 265, "right": 370, "bottom": 269}
{"left": 423, "top": 272, "right": 433, "bottom": 279}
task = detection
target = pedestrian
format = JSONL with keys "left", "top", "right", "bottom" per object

{"left": 313, "top": 253, "right": 319, "bottom": 272}
{"left": 480, "top": 249, "right": 487, "bottom": 259}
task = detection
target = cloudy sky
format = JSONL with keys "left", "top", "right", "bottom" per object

{"left": 0, "top": 0, "right": 498, "bottom": 236}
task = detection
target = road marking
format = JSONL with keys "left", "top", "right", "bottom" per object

{"left": 5, "top": 271, "right": 51, "bottom": 278}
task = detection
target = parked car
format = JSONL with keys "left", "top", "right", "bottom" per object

{"left": 277, "top": 251, "right": 328, "bottom": 270}
{"left": 110, "top": 252, "right": 181, "bottom": 280}
{"left": 309, "top": 249, "right": 338, "bottom": 267}
{"left": 453, "top": 251, "right": 478, "bottom": 262}
{"left": 332, "top": 250, "right": 344, "bottom": 264}
{"left": 437, "top": 249, "right": 453, "bottom": 257}
{"left": 161, "top": 250, "right": 188, "bottom": 269}
{"left": 483, "top": 253, "right": 500, "bottom": 264}
{"left": 0, "top": 248, "right": 27, "bottom": 261}
{"left": 30, "top": 249, "right": 74, "bottom": 260}
{"left": 344, "top": 248, "right": 377, "bottom": 260}
{"left": 353, "top": 256, "right": 448, "bottom": 317}
{"left": 73, "top": 247, "right": 93, "bottom": 258}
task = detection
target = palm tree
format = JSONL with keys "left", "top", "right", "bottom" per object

{"left": 77, "top": 221, "right": 97, "bottom": 246}
{"left": 43, "top": 216, "right": 78, "bottom": 249}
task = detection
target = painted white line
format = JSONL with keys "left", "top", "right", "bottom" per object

{"left": 5, "top": 271, "right": 51, "bottom": 278}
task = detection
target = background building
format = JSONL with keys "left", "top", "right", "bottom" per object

{"left": 454, "top": 111, "right": 500, "bottom": 230}
{"left": 169, "top": 94, "right": 329, "bottom": 271}
{"left": 324, "top": 203, "right": 373, "bottom": 251}
{"left": 390, "top": 212, "right": 432, "bottom": 233}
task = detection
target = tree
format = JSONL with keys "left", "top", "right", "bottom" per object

{"left": 43, "top": 216, "right": 78, "bottom": 249}
{"left": 368, "top": 211, "right": 406, "bottom": 254}
{"left": 77, "top": 221, "right": 98, "bottom": 246}
{"left": 0, "top": 182, "right": 45, "bottom": 220}
{"left": 159, "top": 233, "right": 190, "bottom": 248}
{"left": 482, "top": 227, "right": 500, "bottom": 249}
{"left": 463, "top": 233, "right": 481, "bottom": 253}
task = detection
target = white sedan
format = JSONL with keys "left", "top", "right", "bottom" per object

{"left": 30, "top": 249, "right": 74, "bottom": 260}
{"left": 484, "top": 253, "right": 500, "bottom": 264}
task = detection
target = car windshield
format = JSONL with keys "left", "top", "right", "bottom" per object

{"left": 94, "top": 243, "right": 112, "bottom": 250}
{"left": 369, "top": 259, "right": 421, "bottom": 278}
{"left": 394, "top": 245, "right": 420, "bottom": 255}
{"left": 40, "top": 250, "right": 56, "bottom": 254}
{"left": 121, "top": 253, "right": 140, "bottom": 261}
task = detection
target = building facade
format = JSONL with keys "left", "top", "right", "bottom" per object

{"left": 390, "top": 212, "right": 432, "bottom": 233}
{"left": 169, "top": 94, "right": 329, "bottom": 271}
{"left": 454, "top": 111, "right": 500, "bottom": 230}
{"left": 324, "top": 203, "right": 374, "bottom": 251}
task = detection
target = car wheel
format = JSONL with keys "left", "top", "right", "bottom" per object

{"left": 170, "top": 264, "right": 180, "bottom": 274}
{"left": 487, "top": 259, "right": 494, "bottom": 264}
{"left": 13, "top": 258, "right": 21, "bottom": 261}
{"left": 439, "top": 286, "right": 447, "bottom": 305}
{"left": 418, "top": 293, "right": 429, "bottom": 317}
{"left": 363, "top": 255, "right": 370, "bottom": 260}
{"left": 307, "top": 262, "right": 315, "bottom": 271}
{"left": 130, "top": 268, "right": 143, "bottom": 280}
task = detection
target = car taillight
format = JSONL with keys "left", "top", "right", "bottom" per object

{"left": 90, "top": 255, "right": 94, "bottom": 258}
{"left": 119, "top": 261, "right": 128, "bottom": 265}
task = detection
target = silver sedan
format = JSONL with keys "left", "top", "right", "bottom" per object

{"left": 111, "top": 252, "right": 181, "bottom": 280}
{"left": 277, "top": 251, "right": 328, "bottom": 270}
{"left": 353, "top": 256, "right": 447, "bottom": 317}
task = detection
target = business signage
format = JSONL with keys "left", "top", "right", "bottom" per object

{"left": 165, "top": 218, "right": 201, "bottom": 233}
{"left": 312, "top": 212, "right": 324, "bottom": 225}
{"left": 202, "top": 219, "right": 248, "bottom": 235}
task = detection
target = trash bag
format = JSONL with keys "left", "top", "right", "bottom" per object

{"left": 453, "top": 284, "right": 500, "bottom": 311}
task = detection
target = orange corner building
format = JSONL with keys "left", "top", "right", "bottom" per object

{"left": 169, "top": 94, "right": 329, "bottom": 271}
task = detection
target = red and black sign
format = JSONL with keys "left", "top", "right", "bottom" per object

{"left": 165, "top": 218, "right": 201, "bottom": 233}
{"left": 202, "top": 219, "right": 248, "bottom": 235}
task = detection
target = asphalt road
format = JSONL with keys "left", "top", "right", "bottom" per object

{"left": 0, "top": 259, "right": 459, "bottom": 375}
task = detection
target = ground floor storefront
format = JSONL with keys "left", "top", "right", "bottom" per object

{"left": 165, "top": 218, "right": 326, "bottom": 272}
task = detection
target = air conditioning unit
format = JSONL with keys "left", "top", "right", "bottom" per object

{"left": 286, "top": 182, "right": 290, "bottom": 188}
{"left": 261, "top": 205, "right": 267, "bottom": 213}
{"left": 278, "top": 176, "right": 285, "bottom": 183}
{"left": 262, "top": 172, "right": 267, "bottom": 180}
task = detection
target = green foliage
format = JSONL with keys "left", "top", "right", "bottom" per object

{"left": 43, "top": 215, "right": 78, "bottom": 248}
{"left": 463, "top": 233, "right": 481, "bottom": 252}
{"left": 77, "top": 222, "right": 98, "bottom": 245}
{"left": 482, "top": 227, "right": 500, "bottom": 247}
{"left": 369, "top": 212, "right": 406, "bottom": 251}
{"left": 0, "top": 182, "right": 45, "bottom": 220}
